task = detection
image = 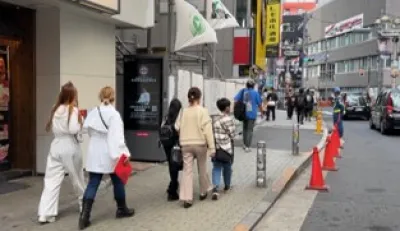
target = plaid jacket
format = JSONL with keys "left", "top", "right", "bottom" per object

{"left": 213, "top": 114, "right": 236, "bottom": 155}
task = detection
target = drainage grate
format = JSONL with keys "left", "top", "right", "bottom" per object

{"left": 0, "top": 182, "right": 30, "bottom": 195}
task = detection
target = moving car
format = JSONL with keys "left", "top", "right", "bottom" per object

{"left": 369, "top": 88, "right": 400, "bottom": 134}
{"left": 342, "top": 93, "right": 370, "bottom": 120}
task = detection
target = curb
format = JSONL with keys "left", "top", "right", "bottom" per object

{"left": 233, "top": 122, "right": 329, "bottom": 231}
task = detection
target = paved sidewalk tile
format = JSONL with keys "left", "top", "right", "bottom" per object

{"left": 0, "top": 149, "right": 311, "bottom": 231}
{"left": 0, "top": 116, "right": 323, "bottom": 231}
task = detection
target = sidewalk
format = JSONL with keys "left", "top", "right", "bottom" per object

{"left": 0, "top": 114, "right": 327, "bottom": 231}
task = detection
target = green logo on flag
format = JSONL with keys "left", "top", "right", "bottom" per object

{"left": 190, "top": 15, "right": 205, "bottom": 37}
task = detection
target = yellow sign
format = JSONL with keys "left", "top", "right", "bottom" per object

{"left": 255, "top": 0, "right": 267, "bottom": 69}
{"left": 266, "top": 0, "right": 280, "bottom": 57}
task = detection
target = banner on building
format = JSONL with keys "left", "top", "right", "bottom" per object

{"left": 265, "top": 0, "right": 281, "bottom": 57}
{"left": 207, "top": 0, "right": 239, "bottom": 30}
{"left": 254, "top": 0, "right": 267, "bottom": 68}
{"left": 174, "top": 0, "right": 217, "bottom": 52}
{"left": 0, "top": 46, "right": 10, "bottom": 169}
{"left": 324, "top": 14, "right": 363, "bottom": 38}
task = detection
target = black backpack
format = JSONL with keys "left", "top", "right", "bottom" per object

{"left": 296, "top": 94, "right": 306, "bottom": 108}
{"left": 234, "top": 89, "right": 246, "bottom": 121}
{"left": 159, "top": 118, "right": 175, "bottom": 147}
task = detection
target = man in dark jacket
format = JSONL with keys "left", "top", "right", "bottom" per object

{"left": 304, "top": 89, "right": 314, "bottom": 121}
{"left": 286, "top": 89, "right": 295, "bottom": 120}
{"left": 265, "top": 87, "right": 278, "bottom": 121}
{"left": 295, "top": 88, "right": 306, "bottom": 125}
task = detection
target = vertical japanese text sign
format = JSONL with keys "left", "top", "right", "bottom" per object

{"left": 265, "top": 0, "right": 281, "bottom": 57}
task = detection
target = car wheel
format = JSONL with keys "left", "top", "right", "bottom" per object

{"left": 380, "top": 120, "right": 387, "bottom": 135}
{"left": 369, "top": 117, "right": 375, "bottom": 129}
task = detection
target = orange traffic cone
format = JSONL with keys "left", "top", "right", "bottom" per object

{"left": 306, "top": 147, "right": 329, "bottom": 191}
{"left": 331, "top": 128, "right": 342, "bottom": 158}
{"left": 322, "top": 137, "right": 339, "bottom": 171}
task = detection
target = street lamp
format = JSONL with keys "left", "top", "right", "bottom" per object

{"left": 375, "top": 14, "right": 400, "bottom": 90}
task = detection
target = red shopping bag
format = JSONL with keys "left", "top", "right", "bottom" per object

{"left": 114, "top": 154, "right": 132, "bottom": 185}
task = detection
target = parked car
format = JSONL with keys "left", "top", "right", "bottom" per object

{"left": 369, "top": 88, "right": 400, "bottom": 134}
{"left": 342, "top": 93, "right": 370, "bottom": 120}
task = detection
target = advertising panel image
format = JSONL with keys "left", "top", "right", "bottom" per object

{"left": 123, "top": 56, "right": 163, "bottom": 131}
{"left": 0, "top": 46, "right": 10, "bottom": 170}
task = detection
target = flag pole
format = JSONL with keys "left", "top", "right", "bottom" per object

{"left": 202, "top": 0, "right": 208, "bottom": 77}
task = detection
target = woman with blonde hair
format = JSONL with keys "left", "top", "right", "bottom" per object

{"left": 79, "top": 86, "right": 134, "bottom": 230}
{"left": 175, "top": 87, "right": 215, "bottom": 208}
{"left": 38, "top": 81, "right": 86, "bottom": 224}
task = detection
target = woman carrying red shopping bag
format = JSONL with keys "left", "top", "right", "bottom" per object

{"left": 79, "top": 86, "right": 134, "bottom": 230}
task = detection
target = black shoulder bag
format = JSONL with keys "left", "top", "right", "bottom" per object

{"left": 212, "top": 116, "right": 233, "bottom": 163}
{"left": 97, "top": 106, "right": 108, "bottom": 130}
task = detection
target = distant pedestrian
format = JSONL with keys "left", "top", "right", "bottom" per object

{"left": 304, "top": 89, "right": 314, "bottom": 121}
{"left": 234, "top": 79, "right": 263, "bottom": 152}
{"left": 265, "top": 87, "right": 278, "bottom": 121}
{"left": 211, "top": 98, "right": 236, "bottom": 201}
{"left": 38, "top": 82, "right": 85, "bottom": 224}
{"left": 175, "top": 87, "right": 214, "bottom": 209}
{"left": 257, "top": 71, "right": 266, "bottom": 94}
{"left": 295, "top": 88, "right": 306, "bottom": 125}
{"left": 79, "top": 86, "right": 134, "bottom": 230}
{"left": 286, "top": 89, "right": 295, "bottom": 120}
{"left": 332, "top": 87, "right": 345, "bottom": 146}
{"left": 159, "top": 99, "right": 182, "bottom": 201}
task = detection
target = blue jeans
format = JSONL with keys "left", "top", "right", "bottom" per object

{"left": 83, "top": 172, "right": 125, "bottom": 201}
{"left": 212, "top": 161, "right": 232, "bottom": 189}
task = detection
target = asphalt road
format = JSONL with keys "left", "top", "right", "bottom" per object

{"left": 300, "top": 117, "right": 400, "bottom": 231}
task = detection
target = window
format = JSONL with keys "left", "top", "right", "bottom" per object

{"left": 339, "top": 36, "right": 346, "bottom": 46}
{"left": 354, "top": 33, "right": 361, "bottom": 43}
{"left": 337, "top": 61, "right": 345, "bottom": 73}
{"left": 371, "top": 56, "right": 378, "bottom": 69}
{"left": 348, "top": 59, "right": 355, "bottom": 72}
{"left": 362, "top": 32, "right": 370, "bottom": 41}
{"left": 282, "top": 23, "right": 293, "bottom": 32}
{"left": 349, "top": 33, "right": 356, "bottom": 45}
{"left": 361, "top": 57, "right": 368, "bottom": 69}
{"left": 353, "top": 59, "right": 360, "bottom": 71}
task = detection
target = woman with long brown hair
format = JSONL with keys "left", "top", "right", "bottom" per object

{"left": 37, "top": 82, "right": 86, "bottom": 224}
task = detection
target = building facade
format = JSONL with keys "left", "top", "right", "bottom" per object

{"left": 303, "top": 0, "right": 400, "bottom": 95}
{"left": 120, "top": 0, "right": 236, "bottom": 78}
{"left": 0, "top": 0, "right": 153, "bottom": 175}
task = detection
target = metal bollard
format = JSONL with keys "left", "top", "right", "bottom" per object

{"left": 292, "top": 123, "right": 300, "bottom": 156}
{"left": 256, "top": 141, "right": 267, "bottom": 188}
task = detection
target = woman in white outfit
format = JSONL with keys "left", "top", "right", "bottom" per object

{"left": 38, "top": 82, "right": 86, "bottom": 224}
{"left": 79, "top": 86, "right": 134, "bottom": 230}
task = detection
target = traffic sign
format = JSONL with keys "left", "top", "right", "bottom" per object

{"left": 284, "top": 50, "right": 300, "bottom": 57}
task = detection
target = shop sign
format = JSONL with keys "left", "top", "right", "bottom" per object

{"left": 324, "top": 14, "right": 363, "bottom": 38}
{"left": 265, "top": 0, "right": 281, "bottom": 57}
{"left": 77, "top": 0, "right": 120, "bottom": 14}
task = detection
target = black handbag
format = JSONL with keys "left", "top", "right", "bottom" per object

{"left": 212, "top": 116, "right": 233, "bottom": 163}
{"left": 171, "top": 145, "right": 183, "bottom": 169}
{"left": 215, "top": 148, "right": 232, "bottom": 163}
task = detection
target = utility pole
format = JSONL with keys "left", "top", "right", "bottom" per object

{"left": 301, "top": 13, "right": 310, "bottom": 88}
{"left": 202, "top": 0, "right": 209, "bottom": 77}
{"left": 167, "top": 0, "right": 177, "bottom": 97}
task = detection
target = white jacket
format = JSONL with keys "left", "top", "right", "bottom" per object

{"left": 50, "top": 105, "right": 81, "bottom": 156}
{"left": 83, "top": 104, "right": 130, "bottom": 173}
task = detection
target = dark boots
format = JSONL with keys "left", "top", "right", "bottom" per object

{"left": 115, "top": 199, "right": 135, "bottom": 218}
{"left": 78, "top": 199, "right": 93, "bottom": 230}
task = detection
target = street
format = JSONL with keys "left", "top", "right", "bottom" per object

{"left": 255, "top": 116, "right": 400, "bottom": 231}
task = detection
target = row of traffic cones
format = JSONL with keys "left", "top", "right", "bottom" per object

{"left": 305, "top": 125, "right": 342, "bottom": 192}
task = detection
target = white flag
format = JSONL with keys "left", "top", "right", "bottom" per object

{"left": 207, "top": 0, "right": 239, "bottom": 30}
{"left": 174, "top": 0, "right": 218, "bottom": 52}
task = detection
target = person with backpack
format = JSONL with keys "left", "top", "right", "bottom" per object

{"left": 294, "top": 88, "right": 306, "bottom": 125}
{"left": 234, "top": 79, "right": 263, "bottom": 152}
{"left": 304, "top": 89, "right": 314, "bottom": 121}
{"left": 159, "top": 99, "right": 182, "bottom": 201}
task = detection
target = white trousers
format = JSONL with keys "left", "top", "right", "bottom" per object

{"left": 38, "top": 138, "right": 85, "bottom": 217}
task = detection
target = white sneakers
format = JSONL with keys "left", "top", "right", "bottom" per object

{"left": 38, "top": 216, "right": 56, "bottom": 224}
